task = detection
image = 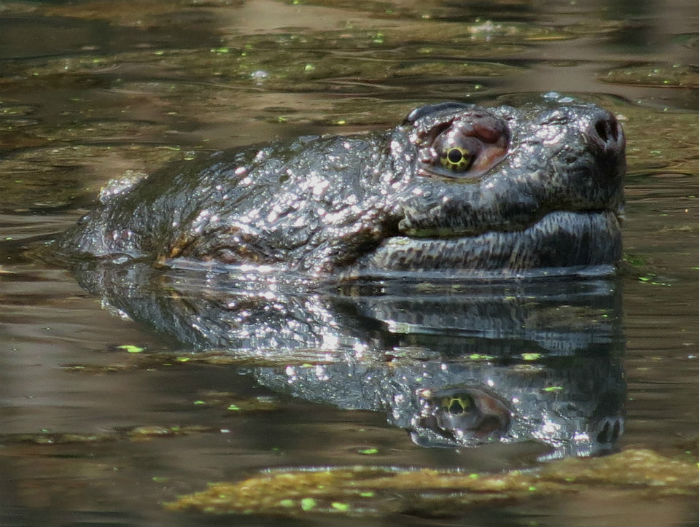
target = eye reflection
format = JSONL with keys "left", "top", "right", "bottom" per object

{"left": 441, "top": 394, "right": 473, "bottom": 414}
{"left": 418, "top": 386, "right": 511, "bottom": 444}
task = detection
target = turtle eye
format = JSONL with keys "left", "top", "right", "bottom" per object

{"left": 440, "top": 146, "right": 475, "bottom": 172}
{"left": 414, "top": 110, "right": 509, "bottom": 180}
{"left": 429, "top": 131, "right": 482, "bottom": 177}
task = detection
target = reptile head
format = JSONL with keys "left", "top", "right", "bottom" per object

{"left": 353, "top": 99, "right": 625, "bottom": 277}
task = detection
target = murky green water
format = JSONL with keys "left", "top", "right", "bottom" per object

{"left": 0, "top": 1, "right": 697, "bottom": 525}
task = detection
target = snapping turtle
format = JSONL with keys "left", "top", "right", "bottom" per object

{"left": 56, "top": 97, "right": 628, "bottom": 453}
{"left": 59, "top": 97, "right": 625, "bottom": 277}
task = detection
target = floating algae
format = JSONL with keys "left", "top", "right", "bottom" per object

{"left": 166, "top": 449, "right": 698, "bottom": 517}
{"left": 0, "top": 424, "right": 216, "bottom": 447}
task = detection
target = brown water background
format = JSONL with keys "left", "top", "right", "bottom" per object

{"left": 0, "top": 1, "right": 697, "bottom": 525}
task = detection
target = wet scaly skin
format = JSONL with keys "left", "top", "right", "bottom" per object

{"left": 59, "top": 97, "right": 625, "bottom": 277}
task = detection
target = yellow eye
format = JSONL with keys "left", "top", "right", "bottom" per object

{"left": 440, "top": 146, "right": 473, "bottom": 171}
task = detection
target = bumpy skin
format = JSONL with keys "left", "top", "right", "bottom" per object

{"left": 59, "top": 99, "right": 625, "bottom": 276}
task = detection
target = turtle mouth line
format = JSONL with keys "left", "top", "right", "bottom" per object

{"left": 355, "top": 210, "right": 623, "bottom": 275}
{"left": 398, "top": 207, "right": 623, "bottom": 240}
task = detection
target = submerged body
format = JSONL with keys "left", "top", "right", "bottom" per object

{"left": 59, "top": 98, "right": 625, "bottom": 277}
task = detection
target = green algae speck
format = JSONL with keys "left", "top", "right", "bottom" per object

{"left": 300, "top": 497, "right": 316, "bottom": 511}
{"left": 117, "top": 344, "right": 144, "bottom": 353}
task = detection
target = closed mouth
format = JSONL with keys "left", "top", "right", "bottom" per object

{"left": 353, "top": 209, "right": 622, "bottom": 277}
{"left": 397, "top": 203, "right": 623, "bottom": 240}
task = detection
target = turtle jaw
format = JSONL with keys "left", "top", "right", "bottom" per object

{"left": 349, "top": 209, "right": 622, "bottom": 278}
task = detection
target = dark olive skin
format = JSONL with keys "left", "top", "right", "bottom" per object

{"left": 59, "top": 99, "right": 625, "bottom": 277}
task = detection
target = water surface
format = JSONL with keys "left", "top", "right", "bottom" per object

{"left": 0, "top": 1, "right": 697, "bottom": 525}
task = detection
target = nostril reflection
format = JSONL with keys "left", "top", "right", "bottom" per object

{"left": 597, "top": 421, "right": 611, "bottom": 443}
{"left": 596, "top": 418, "right": 624, "bottom": 444}
{"left": 612, "top": 419, "right": 621, "bottom": 441}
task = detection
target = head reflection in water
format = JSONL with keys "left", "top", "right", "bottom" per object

{"left": 414, "top": 387, "right": 511, "bottom": 446}
{"left": 63, "top": 262, "right": 627, "bottom": 458}
{"left": 63, "top": 264, "right": 626, "bottom": 457}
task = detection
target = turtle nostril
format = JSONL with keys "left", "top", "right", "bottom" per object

{"left": 611, "top": 123, "right": 619, "bottom": 142}
{"left": 594, "top": 116, "right": 620, "bottom": 146}
{"left": 595, "top": 120, "right": 608, "bottom": 142}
